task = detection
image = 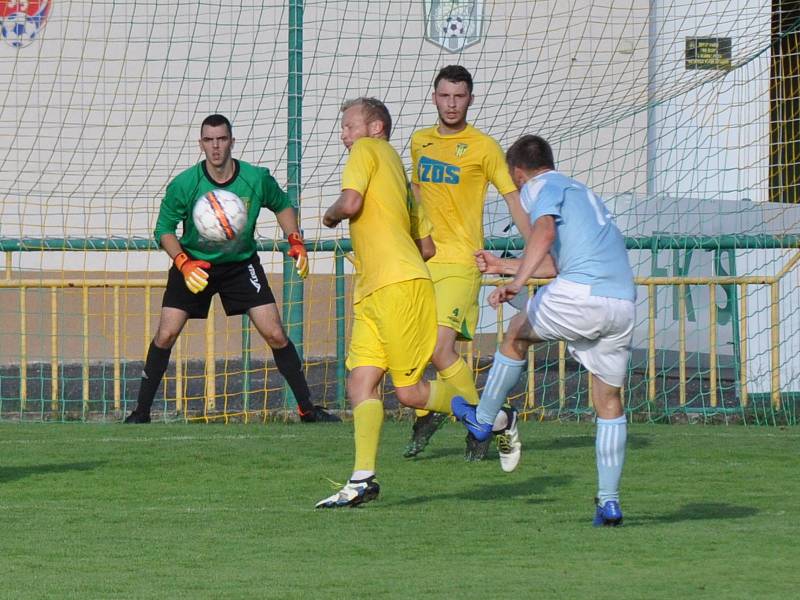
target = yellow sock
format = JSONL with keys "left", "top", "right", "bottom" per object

{"left": 440, "top": 358, "right": 479, "bottom": 405}
{"left": 415, "top": 408, "right": 429, "bottom": 418}
{"left": 353, "top": 399, "right": 384, "bottom": 474}
{"left": 424, "top": 380, "right": 455, "bottom": 414}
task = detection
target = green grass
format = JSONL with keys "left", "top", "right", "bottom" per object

{"left": 0, "top": 421, "right": 797, "bottom": 599}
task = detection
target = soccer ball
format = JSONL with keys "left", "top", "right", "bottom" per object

{"left": 442, "top": 16, "right": 466, "bottom": 38}
{"left": 192, "top": 189, "right": 247, "bottom": 243}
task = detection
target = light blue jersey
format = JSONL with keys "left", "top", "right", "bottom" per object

{"left": 521, "top": 171, "right": 635, "bottom": 301}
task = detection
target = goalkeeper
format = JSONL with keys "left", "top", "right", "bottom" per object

{"left": 124, "top": 114, "right": 338, "bottom": 424}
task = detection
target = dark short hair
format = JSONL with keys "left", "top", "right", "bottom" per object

{"left": 433, "top": 65, "right": 474, "bottom": 93}
{"left": 340, "top": 97, "right": 393, "bottom": 140}
{"left": 506, "top": 135, "right": 556, "bottom": 171}
{"left": 201, "top": 114, "right": 232, "bottom": 136}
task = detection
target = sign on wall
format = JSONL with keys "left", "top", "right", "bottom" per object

{"left": 0, "top": 1, "right": 51, "bottom": 48}
{"left": 423, "top": 1, "right": 484, "bottom": 53}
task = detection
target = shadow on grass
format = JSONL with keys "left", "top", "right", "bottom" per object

{"left": 626, "top": 502, "right": 759, "bottom": 526}
{"left": 0, "top": 461, "right": 106, "bottom": 483}
{"left": 392, "top": 474, "right": 573, "bottom": 507}
{"left": 404, "top": 445, "right": 465, "bottom": 461}
{"left": 528, "top": 433, "right": 652, "bottom": 451}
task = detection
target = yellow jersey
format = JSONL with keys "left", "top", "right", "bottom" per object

{"left": 411, "top": 124, "right": 517, "bottom": 266}
{"left": 342, "top": 137, "right": 432, "bottom": 303}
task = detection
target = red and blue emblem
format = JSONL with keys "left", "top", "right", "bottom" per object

{"left": 1, "top": 1, "right": 52, "bottom": 48}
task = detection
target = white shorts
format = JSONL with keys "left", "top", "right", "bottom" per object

{"left": 527, "top": 278, "right": 635, "bottom": 388}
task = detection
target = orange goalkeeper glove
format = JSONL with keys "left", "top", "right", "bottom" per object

{"left": 287, "top": 232, "right": 309, "bottom": 279}
{"left": 174, "top": 252, "right": 210, "bottom": 294}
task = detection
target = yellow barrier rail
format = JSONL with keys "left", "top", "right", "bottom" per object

{"left": 483, "top": 249, "right": 800, "bottom": 415}
{"left": 1, "top": 248, "right": 799, "bottom": 418}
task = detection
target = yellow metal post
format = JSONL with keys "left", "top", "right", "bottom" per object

{"left": 709, "top": 283, "right": 717, "bottom": 407}
{"left": 82, "top": 286, "right": 89, "bottom": 414}
{"left": 648, "top": 284, "right": 656, "bottom": 407}
{"left": 205, "top": 302, "right": 216, "bottom": 414}
{"left": 770, "top": 282, "right": 781, "bottom": 410}
{"left": 525, "top": 284, "right": 536, "bottom": 418}
{"left": 175, "top": 335, "right": 183, "bottom": 415}
{"left": 50, "top": 287, "right": 59, "bottom": 413}
{"left": 144, "top": 284, "right": 151, "bottom": 350}
{"left": 558, "top": 341, "right": 566, "bottom": 407}
{"left": 739, "top": 284, "right": 749, "bottom": 407}
{"left": 496, "top": 302, "right": 504, "bottom": 346}
{"left": 20, "top": 288, "right": 27, "bottom": 410}
{"left": 678, "top": 283, "right": 687, "bottom": 406}
{"left": 113, "top": 286, "right": 120, "bottom": 411}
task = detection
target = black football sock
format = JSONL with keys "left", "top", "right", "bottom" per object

{"left": 134, "top": 340, "right": 172, "bottom": 414}
{"left": 272, "top": 339, "right": 314, "bottom": 414}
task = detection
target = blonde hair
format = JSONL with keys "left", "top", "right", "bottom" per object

{"left": 341, "top": 97, "right": 392, "bottom": 140}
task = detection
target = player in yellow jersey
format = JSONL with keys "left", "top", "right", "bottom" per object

{"left": 315, "top": 98, "right": 463, "bottom": 508}
{"left": 404, "top": 65, "right": 532, "bottom": 460}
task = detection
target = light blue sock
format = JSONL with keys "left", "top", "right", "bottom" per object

{"left": 476, "top": 351, "right": 526, "bottom": 426}
{"left": 596, "top": 415, "right": 627, "bottom": 505}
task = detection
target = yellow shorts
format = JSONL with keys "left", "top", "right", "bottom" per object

{"left": 346, "top": 278, "right": 437, "bottom": 388}
{"left": 428, "top": 262, "right": 482, "bottom": 341}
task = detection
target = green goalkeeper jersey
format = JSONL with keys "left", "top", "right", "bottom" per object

{"left": 154, "top": 159, "right": 293, "bottom": 263}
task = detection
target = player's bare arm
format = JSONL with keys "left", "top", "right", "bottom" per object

{"left": 475, "top": 250, "right": 520, "bottom": 275}
{"left": 488, "top": 215, "right": 556, "bottom": 308}
{"left": 323, "top": 188, "right": 363, "bottom": 228}
{"left": 275, "top": 206, "right": 301, "bottom": 237}
{"left": 409, "top": 182, "right": 436, "bottom": 260}
{"left": 475, "top": 250, "right": 556, "bottom": 277}
{"left": 158, "top": 233, "right": 184, "bottom": 261}
{"left": 415, "top": 235, "right": 436, "bottom": 261}
{"left": 502, "top": 189, "right": 532, "bottom": 239}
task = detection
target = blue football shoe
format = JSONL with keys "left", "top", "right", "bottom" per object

{"left": 593, "top": 498, "right": 623, "bottom": 527}
{"left": 451, "top": 396, "right": 493, "bottom": 442}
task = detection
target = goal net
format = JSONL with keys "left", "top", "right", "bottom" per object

{"left": 0, "top": 1, "right": 797, "bottom": 423}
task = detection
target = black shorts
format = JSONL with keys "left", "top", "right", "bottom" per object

{"left": 162, "top": 253, "right": 276, "bottom": 319}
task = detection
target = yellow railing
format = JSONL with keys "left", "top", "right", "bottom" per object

{"left": 1, "top": 248, "right": 799, "bottom": 419}
{"left": 482, "top": 248, "right": 800, "bottom": 414}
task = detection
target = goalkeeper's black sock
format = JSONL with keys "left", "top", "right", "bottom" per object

{"left": 272, "top": 339, "right": 314, "bottom": 415}
{"left": 134, "top": 340, "right": 172, "bottom": 414}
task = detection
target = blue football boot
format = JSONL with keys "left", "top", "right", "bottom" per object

{"left": 593, "top": 498, "right": 623, "bottom": 527}
{"left": 451, "top": 396, "right": 493, "bottom": 442}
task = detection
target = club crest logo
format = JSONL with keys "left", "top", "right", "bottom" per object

{"left": 423, "top": 1, "right": 484, "bottom": 53}
{"left": 1, "top": 1, "right": 51, "bottom": 48}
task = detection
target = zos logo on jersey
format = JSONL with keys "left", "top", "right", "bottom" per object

{"left": 1, "top": 1, "right": 52, "bottom": 48}
{"left": 418, "top": 156, "right": 460, "bottom": 184}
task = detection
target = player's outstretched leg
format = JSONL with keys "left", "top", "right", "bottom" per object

{"left": 452, "top": 396, "right": 493, "bottom": 461}
{"left": 403, "top": 411, "right": 448, "bottom": 457}
{"left": 494, "top": 405, "right": 521, "bottom": 472}
{"left": 451, "top": 396, "right": 492, "bottom": 441}
{"left": 315, "top": 476, "right": 380, "bottom": 509}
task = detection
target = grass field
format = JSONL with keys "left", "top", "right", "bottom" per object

{"left": 0, "top": 420, "right": 797, "bottom": 599}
